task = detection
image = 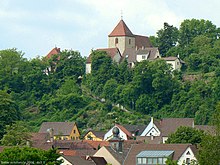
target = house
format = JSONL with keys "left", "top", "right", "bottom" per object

{"left": 140, "top": 117, "right": 161, "bottom": 137}
{"left": 162, "top": 56, "right": 185, "bottom": 71}
{"left": 104, "top": 124, "right": 132, "bottom": 141}
{"left": 124, "top": 143, "right": 198, "bottom": 165}
{"left": 135, "top": 47, "right": 161, "bottom": 62}
{"left": 94, "top": 127, "right": 129, "bottom": 165}
{"left": 139, "top": 117, "right": 195, "bottom": 143}
{"left": 39, "top": 122, "right": 80, "bottom": 140}
{"left": 84, "top": 130, "right": 105, "bottom": 141}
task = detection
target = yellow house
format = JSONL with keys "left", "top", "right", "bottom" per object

{"left": 39, "top": 122, "right": 80, "bottom": 140}
{"left": 84, "top": 130, "right": 105, "bottom": 141}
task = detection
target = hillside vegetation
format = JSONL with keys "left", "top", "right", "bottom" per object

{"left": 0, "top": 18, "right": 220, "bottom": 140}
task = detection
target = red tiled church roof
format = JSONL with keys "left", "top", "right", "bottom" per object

{"left": 109, "top": 19, "right": 134, "bottom": 37}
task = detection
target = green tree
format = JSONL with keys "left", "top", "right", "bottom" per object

{"left": 157, "top": 22, "right": 179, "bottom": 56}
{"left": 0, "top": 90, "right": 20, "bottom": 139}
{"left": 0, "top": 146, "right": 61, "bottom": 164}
{"left": 103, "top": 79, "right": 118, "bottom": 102}
{"left": 198, "top": 102, "right": 220, "bottom": 165}
{"left": 1, "top": 121, "right": 31, "bottom": 146}
{"left": 0, "top": 48, "right": 27, "bottom": 92}
{"left": 166, "top": 126, "right": 205, "bottom": 145}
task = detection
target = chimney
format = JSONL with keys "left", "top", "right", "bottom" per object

{"left": 48, "top": 128, "right": 54, "bottom": 142}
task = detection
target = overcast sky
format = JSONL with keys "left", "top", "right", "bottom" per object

{"left": 0, "top": 0, "right": 220, "bottom": 59}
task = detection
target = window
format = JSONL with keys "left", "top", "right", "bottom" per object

{"left": 148, "top": 158, "right": 152, "bottom": 164}
{"left": 186, "top": 151, "right": 191, "bottom": 155}
{"left": 152, "top": 158, "right": 157, "bottom": 164}
{"left": 73, "top": 130, "right": 76, "bottom": 134}
{"left": 158, "top": 158, "right": 163, "bottom": 164}
{"left": 142, "top": 55, "right": 146, "bottom": 59}
{"left": 142, "top": 158, "right": 147, "bottom": 164}
{"left": 115, "top": 38, "right": 118, "bottom": 44}
{"left": 129, "top": 39, "right": 131, "bottom": 44}
{"left": 186, "top": 158, "right": 190, "bottom": 165}
{"left": 137, "top": 158, "right": 142, "bottom": 164}
{"left": 177, "top": 62, "right": 180, "bottom": 65}
{"left": 163, "top": 158, "right": 167, "bottom": 164}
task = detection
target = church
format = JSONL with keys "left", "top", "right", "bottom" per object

{"left": 86, "top": 19, "right": 183, "bottom": 74}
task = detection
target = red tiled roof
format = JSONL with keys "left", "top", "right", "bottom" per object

{"left": 124, "top": 143, "right": 196, "bottom": 165}
{"left": 86, "top": 48, "right": 120, "bottom": 63}
{"left": 109, "top": 20, "right": 134, "bottom": 37}
{"left": 115, "top": 124, "right": 133, "bottom": 139}
{"left": 84, "top": 140, "right": 109, "bottom": 149}
{"left": 46, "top": 47, "right": 61, "bottom": 59}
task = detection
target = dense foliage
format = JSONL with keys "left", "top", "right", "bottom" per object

{"left": 0, "top": 18, "right": 219, "bottom": 145}
{"left": 0, "top": 147, "right": 60, "bottom": 164}
{"left": 166, "top": 126, "right": 205, "bottom": 144}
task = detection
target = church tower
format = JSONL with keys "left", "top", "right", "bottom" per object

{"left": 108, "top": 19, "right": 135, "bottom": 54}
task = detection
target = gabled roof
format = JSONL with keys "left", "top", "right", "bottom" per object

{"left": 92, "top": 131, "right": 106, "bottom": 139}
{"left": 115, "top": 124, "right": 133, "bottom": 138}
{"left": 39, "top": 122, "right": 76, "bottom": 136}
{"left": 109, "top": 19, "right": 134, "bottom": 37}
{"left": 160, "top": 118, "right": 194, "bottom": 136}
{"left": 122, "top": 48, "right": 137, "bottom": 63}
{"left": 31, "top": 132, "right": 53, "bottom": 150}
{"left": 135, "top": 35, "right": 152, "bottom": 49}
{"left": 122, "top": 125, "right": 146, "bottom": 136}
{"left": 124, "top": 143, "right": 196, "bottom": 165}
{"left": 86, "top": 48, "right": 121, "bottom": 63}
{"left": 46, "top": 47, "right": 61, "bottom": 59}
{"left": 136, "top": 47, "right": 160, "bottom": 60}
{"left": 60, "top": 155, "right": 96, "bottom": 165}
{"left": 105, "top": 146, "right": 129, "bottom": 164}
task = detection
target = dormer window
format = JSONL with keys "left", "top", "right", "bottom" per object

{"left": 115, "top": 38, "right": 118, "bottom": 44}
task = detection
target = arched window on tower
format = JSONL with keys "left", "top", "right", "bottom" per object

{"left": 115, "top": 38, "right": 118, "bottom": 45}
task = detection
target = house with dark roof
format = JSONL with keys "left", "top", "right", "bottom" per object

{"left": 83, "top": 130, "right": 106, "bottom": 141}
{"left": 162, "top": 56, "right": 185, "bottom": 71}
{"left": 124, "top": 143, "right": 198, "bottom": 165}
{"left": 39, "top": 122, "right": 80, "bottom": 140}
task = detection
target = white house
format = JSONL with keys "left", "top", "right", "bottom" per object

{"left": 162, "top": 56, "right": 185, "bottom": 71}
{"left": 140, "top": 117, "right": 161, "bottom": 137}
{"left": 104, "top": 124, "right": 132, "bottom": 141}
